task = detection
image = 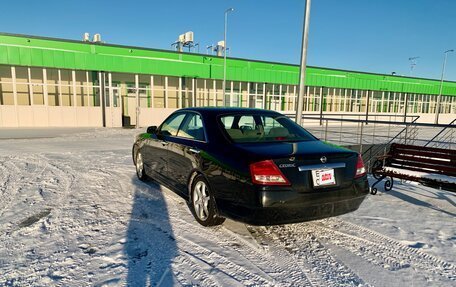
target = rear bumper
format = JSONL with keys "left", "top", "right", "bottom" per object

{"left": 218, "top": 179, "right": 369, "bottom": 226}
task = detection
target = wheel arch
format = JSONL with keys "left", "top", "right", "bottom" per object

{"left": 132, "top": 143, "right": 139, "bottom": 165}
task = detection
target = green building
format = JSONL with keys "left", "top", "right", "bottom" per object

{"left": 0, "top": 32, "right": 455, "bottom": 127}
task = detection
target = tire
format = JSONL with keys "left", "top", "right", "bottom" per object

{"left": 135, "top": 150, "right": 148, "bottom": 181}
{"left": 189, "top": 175, "right": 225, "bottom": 227}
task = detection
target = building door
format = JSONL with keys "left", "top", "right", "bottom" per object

{"left": 104, "top": 83, "right": 122, "bottom": 127}
{"left": 123, "top": 83, "right": 148, "bottom": 127}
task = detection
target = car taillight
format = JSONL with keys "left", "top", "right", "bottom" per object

{"left": 249, "top": 160, "right": 290, "bottom": 185}
{"left": 355, "top": 155, "right": 366, "bottom": 178}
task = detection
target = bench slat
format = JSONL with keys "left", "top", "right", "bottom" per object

{"left": 393, "top": 154, "right": 454, "bottom": 166}
{"left": 391, "top": 148, "right": 456, "bottom": 161}
{"left": 392, "top": 143, "right": 456, "bottom": 156}
{"left": 390, "top": 160, "right": 456, "bottom": 177}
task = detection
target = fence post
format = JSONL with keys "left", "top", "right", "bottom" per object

{"left": 404, "top": 124, "right": 408, "bottom": 145}
{"left": 450, "top": 129, "right": 454, "bottom": 149}
{"left": 365, "top": 90, "right": 370, "bottom": 125}
{"left": 339, "top": 115, "right": 343, "bottom": 144}
{"left": 403, "top": 93, "right": 409, "bottom": 123}
{"left": 359, "top": 122, "right": 364, "bottom": 154}
{"left": 319, "top": 87, "right": 324, "bottom": 126}
{"left": 324, "top": 119, "right": 328, "bottom": 141}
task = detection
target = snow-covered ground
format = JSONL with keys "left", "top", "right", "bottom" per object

{"left": 0, "top": 128, "right": 454, "bottom": 286}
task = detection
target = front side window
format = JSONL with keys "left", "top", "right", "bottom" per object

{"left": 220, "top": 113, "right": 316, "bottom": 143}
{"left": 160, "top": 113, "right": 186, "bottom": 136}
{"left": 178, "top": 113, "right": 206, "bottom": 141}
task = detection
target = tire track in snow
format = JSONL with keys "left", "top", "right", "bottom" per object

{"left": 310, "top": 218, "right": 456, "bottom": 281}
{"left": 0, "top": 154, "right": 76, "bottom": 285}
{"left": 177, "top": 234, "right": 275, "bottom": 286}
{"left": 124, "top": 201, "right": 276, "bottom": 286}
{"left": 160, "top": 187, "right": 314, "bottom": 286}
{"left": 174, "top": 253, "right": 220, "bottom": 286}
{"left": 112, "top": 211, "right": 220, "bottom": 287}
{"left": 247, "top": 226, "right": 317, "bottom": 287}
{"left": 253, "top": 224, "right": 369, "bottom": 287}
{"left": 0, "top": 154, "right": 73, "bottom": 228}
{"left": 0, "top": 156, "right": 23, "bottom": 218}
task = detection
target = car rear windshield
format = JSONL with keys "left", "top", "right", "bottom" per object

{"left": 219, "top": 113, "right": 316, "bottom": 143}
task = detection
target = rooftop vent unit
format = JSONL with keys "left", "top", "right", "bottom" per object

{"left": 184, "top": 31, "right": 194, "bottom": 43}
{"left": 178, "top": 33, "right": 185, "bottom": 43}
{"left": 93, "top": 33, "right": 102, "bottom": 43}
{"left": 83, "top": 32, "right": 90, "bottom": 42}
{"left": 214, "top": 41, "right": 227, "bottom": 57}
{"left": 172, "top": 31, "right": 198, "bottom": 53}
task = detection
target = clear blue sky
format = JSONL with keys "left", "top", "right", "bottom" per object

{"left": 1, "top": 0, "right": 455, "bottom": 80}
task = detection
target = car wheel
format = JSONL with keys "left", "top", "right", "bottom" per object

{"left": 135, "top": 151, "right": 148, "bottom": 181}
{"left": 190, "top": 175, "right": 225, "bottom": 227}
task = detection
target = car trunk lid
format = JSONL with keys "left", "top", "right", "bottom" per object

{"left": 237, "top": 140, "right": 358, "bottom": 192}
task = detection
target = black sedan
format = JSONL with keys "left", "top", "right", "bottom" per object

{"left": 132, "top": 108, "right": 369, "bottom": 226}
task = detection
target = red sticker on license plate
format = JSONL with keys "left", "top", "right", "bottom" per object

{"left": 312, "top": 169, "right": 336, "bottom": 186}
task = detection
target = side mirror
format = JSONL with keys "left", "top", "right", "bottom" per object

{"left": 147, "top": 126, "right": 158, "bottom": 134}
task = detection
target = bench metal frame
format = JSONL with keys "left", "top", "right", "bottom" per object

{"left": 370, "top": 143, "right": 456, "bottom": 194}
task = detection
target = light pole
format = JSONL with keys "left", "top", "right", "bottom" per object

{"left": 223, "top": 8, "right": 234, "bottom": 106}
{"left": 435, "top": 49, "right": 453, "bottom": 124}
{"left": 296, "top": 0, "right": 311, "bottom": 125}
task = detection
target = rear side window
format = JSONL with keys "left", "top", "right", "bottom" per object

{"left": 220, "top": 113, "right": 316, "bottom": 143}
{"left": 160, "top": 113, "right": 186, "bottom": 136}
{"left": 178, "top": 113, "right": 206, "bottom": 141}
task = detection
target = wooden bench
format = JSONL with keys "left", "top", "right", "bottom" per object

{"left": 370, "top": 143, "right": 456, "bottom": 194}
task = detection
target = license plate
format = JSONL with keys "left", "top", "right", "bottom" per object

{"left": 312, "top": 169, "right": 336, "bottom": 187}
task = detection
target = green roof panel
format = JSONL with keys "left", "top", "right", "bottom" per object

{"left": 0, "top": 32, "right": 455, "bottom": 96}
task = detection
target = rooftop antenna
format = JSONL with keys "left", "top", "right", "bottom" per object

{"left": 206, "top": 45, "right": 213, "bottom": 55}
{"left": 408, "top": 56, "right": 420, "bottom": 76}
{"left": 193, "top": 43, "right": 200, "bottom": 53}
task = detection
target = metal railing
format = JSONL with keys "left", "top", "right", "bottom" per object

{"left": 424, "top": 119, "right": 456, "bottom": 149}
{"left": 361, "top": 116, "right": 420, "bottom": 172}
{"left": 287, "top": 113, "right": 456, "bottom": 173}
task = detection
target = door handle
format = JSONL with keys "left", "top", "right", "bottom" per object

{"left": 189, "top": 148, "right": 200, "bottom": 154}
{"left": 161, "top": 141, "right": 169, "bottom": 146}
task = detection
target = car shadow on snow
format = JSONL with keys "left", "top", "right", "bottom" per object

{"left": 125, "top": 178, "right": 178, "bottom": 286}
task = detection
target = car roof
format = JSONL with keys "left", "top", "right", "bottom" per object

{"left": 179, "top": 107, "right": 282, "bottom": 117}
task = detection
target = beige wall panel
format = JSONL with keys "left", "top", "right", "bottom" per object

{"left": 16, "top": 106, "right": 35, "bottom": 126}
{"left": 0, "top": 106, "right": 18, "bottom": 127}
{"left": 410, "top": 113, "right": 453, "bottom": 124}
{"left": 46, "top": 107, "right": 103, "bottom": 127}
{"left": 75, "top": 107, "right": 90, "bottom": 126}
{"left": 87, "top": 107, "right": 103, "bottom": 127}
{"left": 60, "top": 107, "right": 78, "bottom": 127}
{"left": 31, "top": 106, "right": 49, "bottom": 127}
{"left": 48, "top": 107, "right": 64, "bottom": 126}
{"left": 138, "top": 108, "right": 177, "bottom": 127}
